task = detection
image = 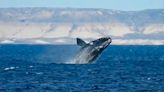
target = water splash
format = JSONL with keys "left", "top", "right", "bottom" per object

{"left": 66, "top": 47, "right": 95, "bottom": 64}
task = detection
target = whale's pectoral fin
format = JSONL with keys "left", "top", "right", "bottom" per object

{"left": 77, "top": 38, "right": 87, "bottom": 47}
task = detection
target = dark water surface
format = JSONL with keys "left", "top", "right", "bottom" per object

{"left": 0, "top": 45, "right": 164, "bottom": 92}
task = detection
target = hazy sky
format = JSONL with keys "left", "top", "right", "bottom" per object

{"left": 0, "top": 0, "right": 164, "bottom": 11}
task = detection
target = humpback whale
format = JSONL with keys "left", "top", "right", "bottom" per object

{"left": 74, "top": 37, "right": 112, "bottom": 64}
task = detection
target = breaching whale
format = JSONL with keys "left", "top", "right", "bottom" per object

{"left": 74, "top": 37, "right": 112, "bottom": 64}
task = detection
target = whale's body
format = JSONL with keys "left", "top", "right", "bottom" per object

{"left": 75, "top": 37, "right": 112, "bottom": 64}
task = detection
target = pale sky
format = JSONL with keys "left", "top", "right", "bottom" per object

{"left": 0, "top": 0, "right": 164, "bottom": 11}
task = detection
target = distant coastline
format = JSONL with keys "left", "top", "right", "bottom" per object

{"left": 0, "top": 8, "right": 164, "bottom": 45}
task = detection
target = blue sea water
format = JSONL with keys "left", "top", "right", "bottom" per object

{"left": 0, "top": 45, "right": 164, "bottom": 92}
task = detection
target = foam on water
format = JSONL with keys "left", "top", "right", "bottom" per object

{"left": 4, "top": 66, "right": 19, "bottom": 71}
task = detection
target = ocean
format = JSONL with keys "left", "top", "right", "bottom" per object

{"left": 0, "top": 45, "right": 164, "bottom": 92}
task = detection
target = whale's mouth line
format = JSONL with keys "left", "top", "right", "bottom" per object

{"left": 101, "top": 39, "right": 111, "bottom": 48}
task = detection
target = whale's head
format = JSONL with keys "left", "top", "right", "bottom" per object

{"left": 89, "top": 37, "right": 112, "bottom": 50}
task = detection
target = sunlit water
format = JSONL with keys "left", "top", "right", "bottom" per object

{"left": 0, "top": 45, "right": 164, "bottom": 92}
